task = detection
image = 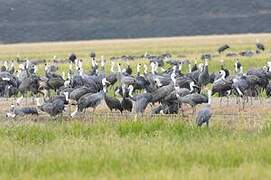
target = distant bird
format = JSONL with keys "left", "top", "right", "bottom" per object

{"left": 256, "top": 39, "right": 265, "bottom": 51}
{"left": 211, "top": 71, "right": 232, "bottom": 104}
{"left": 218, "top": 44, "right": 230, "bottom": 54}
{"left": 121, "top": 97, "right": 133, "bottom": 112}
{"left": 196, "top": 106, "right": 212, "bottom": 127}
{"left": 151, "top": 83, "right": 174, "bottom": 103}
{"left": 36, "top": 97, "right": 65, "bottom": 116}
{"left": 126, "top": 65, "right": 132, "bottom": 75}
{"left": 234, "top": 60, "right": 243, "bottom": 74}
{"left": 71, "top": 78, "right": 109, "bottom": 116}
{"left": 71, "top": 91, "right": 105, "bottom": 116}
{"left": 190, "top": 60, "right": 198, "bottom": 72}
{"left": 90, "top": 51, "right": 96, "bottom": 58}
{"left": 130, "top": 90, "right": 153, "bottom": 114}
{"left": 69, "top": 86, "right": 94, "bottom": 102}
{"left": 198, "top": 59, "right": 210, "bottom": 88}
{"left": 232, "top": 76, "right": 250, "bottom": 100}
{"left": 105, "top": 94, "right": 123, "bottom": 113}
{"left": 47, "top": 77, "right": 65, "bottom": 93}
{"left": 69, "top": 53, "right": 77, "bottom": 63}
{"left": 177, "top": 90, "right": 211, "bottom": 113}
{"left": 6, "top": 105, "right": 38, "bottom": 118}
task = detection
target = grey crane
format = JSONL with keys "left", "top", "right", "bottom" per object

{"left": 151, "top": 83, "right": 175, "bottom": 103}
{"left": 105, "top": 94, "right": 123, "bottom": 113}
{"left": 69, "top": 86, "right": 95, "bottom": 102}
{"left": 177, "top": 90, "right": 211, "bottom": 114}
{"left": 256, "top": 39, "right": 265, "bottom": 51}
{"left": 71, "top": 78, "right": 109, "bottom": 116}
{"left": 198, "top": 59, "right": 210, "bottom": 88}
{"left": 17, "top": 75, "right": 40, "bottom": 105}
{"left": 211, "top": 71, "right": 232, "bottom": 105}
{"left": 234, "top": 60, "right": 243, "bottom": 74}
{"left": 6, "top": 105, "right": 38, "bottom": 118}
{"left": 218, "top": 44, "right": 230, "bottom": 54}
{"left": 129, "top": 86, "right": 153, "bottom": 114}
{"left": 36, "top": 97, "right": 65, "bottom": 117}
{"left": 196, "top": 106, "right": 212, "bottom": 127}
{"left": 121, "top": 97, "right": 133, "bottom": 112}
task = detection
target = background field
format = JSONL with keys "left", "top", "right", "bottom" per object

{"left": 0, "top": 33, "right": 271, "bottom": 74}
{"left": 1, "top": 34, "right": 271, "bottom": 179}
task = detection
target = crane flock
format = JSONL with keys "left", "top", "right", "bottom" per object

{"left": 0, "top": 40, "right": 269, "bottom": 127}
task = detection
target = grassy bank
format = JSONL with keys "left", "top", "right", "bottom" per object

{"left": 0, "top": 119, "right": 270, "bottom": 179}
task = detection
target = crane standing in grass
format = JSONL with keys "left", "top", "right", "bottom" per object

{"left": 196, "top": 90, "right": 212, "bottom": 127}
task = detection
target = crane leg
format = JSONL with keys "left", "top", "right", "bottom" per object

{"left": 220, "top": 97, "right": 223, "bottom": 106}
{"left": 226, "top": 96, "right": 229, "bottom": 106}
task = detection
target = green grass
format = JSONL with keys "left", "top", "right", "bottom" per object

{"left": 0, "top": 119, "right": 270, "bottom": 179}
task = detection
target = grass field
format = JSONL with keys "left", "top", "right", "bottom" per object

{"left": 0, "top": 119, "right": 271, "bottom": 180}
{"left": 1, "top": 34, "right": 271, "bottom": 179}
{"left": 0, "top": 33, "right": 270, "bottom": 74}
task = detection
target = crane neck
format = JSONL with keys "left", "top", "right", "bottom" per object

{"left": 207, "top": 90, "right": 211, "bottom": 105}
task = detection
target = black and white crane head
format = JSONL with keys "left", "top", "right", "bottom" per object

{"left": 3, "top": 61, "right": 8, "bottom": 70}
{"left": 214, "top": 70, "right": 227, "bottom": 83}
{"left": 267, "top": 61, "right": 271, "bottom": 72}
{"left": 234, "top": 59, "right": 243, "bottom": 74}
{"left": 110, "top": 61, "right": 115, "bottom": 73}
{"left": 78, "top": 59, "right": 83, "bottom": 70}
{"left": 204, "top": 58, "right": 208, "bottom": 67}
{"left": 178, "top": 61, "right": 183, "bottom": 72}
{"left": 150, "top": 62, "right": 156, "bottom": 74}
{"left": 136, "top": 63, "right": 142, "bottom": 75}
{"left": 91, "top": 57, "right": 98, "bottom": 68}
{"left": 100, "top": 56, "right": 105, "bottom": 69}
{"left": 128, "top": 85, "right": 134, "bottom": 97}
{"left": 102, "top": 77, "right": 110, "bottom": 92}
{"left": 144, "top": 64, "right": 148, "bottom": 74}
{"left": 189, "top": 81, "right": 199, "bottom": 92}
{"left": 171, "top": 72, "right": 177, "bottom": 86}
{"left": 154, "top": 62, "right": 159, "bottom": 72}
{"left": 188, "top": 63, "right": 192, "bottom": 73}
{"left": 117, "top": 63, "right": 122, "bottom": 73}
{"left": 198, "top": 63, "right": 204, "bottom": 72}
{"left": 256, "top": 39, "right": 265, "bottom": 51}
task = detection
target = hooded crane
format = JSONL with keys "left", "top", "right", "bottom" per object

{"left": 217, "top": 44, "right": 230, "bottom": 54}
{"left": 17, "top": 75, "right": 40, "bottom": 105}
{"left": 6, "top": 105, "right": 38, "bottom": 118}
{"left": 177, "top": 90, "right": 211, "bottom": 114}
{"left": 234, "top": 59, "right": 243, "bottom": 74}
{"left": 36, "top": 97, "right": 66, "bottom": 117}
{"left": 120, "top": 85, "right": 133, "bottom": 112}
{"left": 256, "top": 39, "right": 265, "bottom": 51}
{"left": 71, "top": 78, "right": 109, "bottom": 117}
{"left": 69, "top": 86, "right": 96, "bottom": 103}
{"left": 196, "top": 106, "right": 212, "bottom": 127}
{"left": 211, "top": 70, "right": 232, "bottom": 105}
{"left": 104, "top": 94, "right": 123, "bottom": 113}
{"left": 129, "top": 85, "right": 153, "bottom": 114}
{"left": 195, "top": 89, "right": 212, "bottom": 126}
{"left": 198, "top": 59, "right": 210, "bottom": 88}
